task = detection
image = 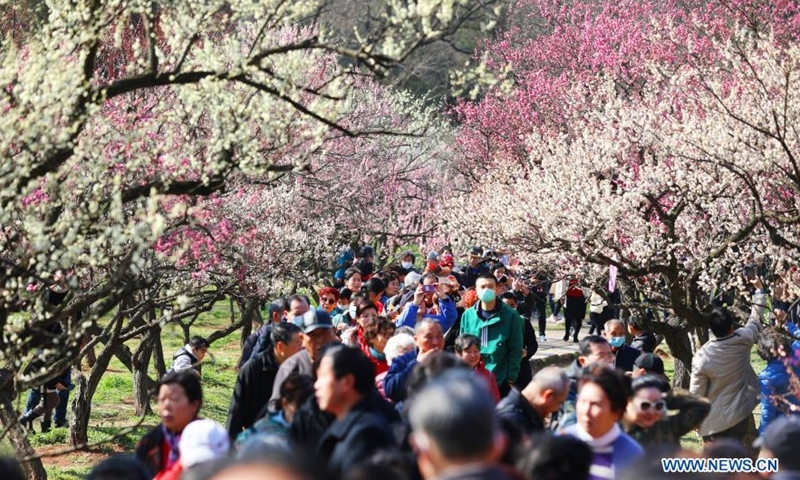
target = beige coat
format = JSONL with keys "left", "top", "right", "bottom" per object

{"left": 690, "top": 296, "right": 765, "bottom": 436}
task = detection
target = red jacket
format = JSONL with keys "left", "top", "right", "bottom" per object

{"left": 155, "top": 462, "right": 182, "bottom": 480}
{"left": 474, "top": 361, "right": 501, "bottom": 403}
{"left": 358, "top": 329, "right": 389, "bottom": 375}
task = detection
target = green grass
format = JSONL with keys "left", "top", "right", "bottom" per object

{"left": 5, "top": 299, "right": 245, "bottom": 475}
{"left": 46, "top": 465, "right": 90, "bottom": 480}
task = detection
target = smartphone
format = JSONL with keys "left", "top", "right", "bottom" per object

{"left": 421, "top": 284, "right": 437, "bottom": 294}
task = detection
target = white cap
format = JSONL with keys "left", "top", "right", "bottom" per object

{"left": 179, "top": 419, "right": 230, "bottom": 467}
{"left": 405, "top": 271, "right": 422, "bottom": 287}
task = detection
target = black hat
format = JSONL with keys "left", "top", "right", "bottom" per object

{"left": 633, "top": 353, "right": 665, "bottom": 375}
{"left": 468, "top": 246, "right": 483, "bottom": 256}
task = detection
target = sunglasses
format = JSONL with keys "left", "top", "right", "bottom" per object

{"left": 320, "top": 297, "right": 336, "bottom": 305}
{"left": 635, "top": 399, "right": 666, "bottom": 412}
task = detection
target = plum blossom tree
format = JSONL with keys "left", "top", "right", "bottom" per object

{"left": 0, "top": 0, "right": 492, "bottom": 476}
{"left": 449, "top": 0, "right": 800, "bottom": 387}
{"left": 158, "top": 82, "right": 454, "bottom": 298}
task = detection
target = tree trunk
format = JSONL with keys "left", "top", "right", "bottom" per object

{"left": 69, "top": 370, "right": 89, "bottom": 446}
{"left": 0, "top": 368, "right": 47, "bottom": 480}
{"left": 132, "top": 330, "right": 156, "bottom": 416}
{"left": 240, "top": 314, "right": 252, "bottom": 348}
{"left": 663, "top": 328, "right": 693, "bottom": 389}
{"left": 152, "top": 328, "right": 166, "bottom": 379}
{"left": 70, "top": 311, "right": 124, "bottom": 446}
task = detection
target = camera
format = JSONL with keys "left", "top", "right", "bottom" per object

{"left": 421, "top": 284, "right": 437, "bottom": 294}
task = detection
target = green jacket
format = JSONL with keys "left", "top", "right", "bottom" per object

{"left": 460, "top": 301, "right": 524, "bottom": 385}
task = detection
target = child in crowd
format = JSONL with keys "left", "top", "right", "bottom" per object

{"left": 454, "top": 334, "right": 501, "bottom": 403}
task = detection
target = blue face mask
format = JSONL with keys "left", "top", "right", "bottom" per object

{"left": 609, "top": 336, "right": 625, "bottom": 348}
{"left": 478, "top": 289, "right": 496, "bottom": 303}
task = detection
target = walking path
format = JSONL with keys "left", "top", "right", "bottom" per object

{"left": 529, "top": 317, "right": 587, "bottom": 369}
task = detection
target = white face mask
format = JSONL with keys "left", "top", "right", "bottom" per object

{"left": 348, "top": 305, "right": 358, "bottom": 318}
{"left": 401, "top": 261, "right": 413, "bottom": 269}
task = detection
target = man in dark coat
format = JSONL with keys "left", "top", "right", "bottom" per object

{"left": 604, "top": 319, "right": 642, "bottom": 372}
{"left": 460, "top": 246, "right": 492, "bottom": 289}
{"left": 226, "top": 322, "right": 302, "bottom": 439}
{"left": 496, "top": 367, "right": 569, "bottom": 437}
{"left": 628, "top": 316, "right": 659, "bottom": 353}
{"left": 315, "top": 345, "right": 396, "bottom": 477}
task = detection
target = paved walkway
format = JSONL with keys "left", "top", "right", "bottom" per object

{"left": 529, "top": 317, "right": 589, "bottom": 369}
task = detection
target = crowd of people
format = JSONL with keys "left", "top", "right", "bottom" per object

{"left": 8, "top": 246, "right": 800, "bottom": 480}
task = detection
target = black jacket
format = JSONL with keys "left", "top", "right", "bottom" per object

{"left": 290, "top": 394, "right": 336, "bottom": 453}
{"left": 45, "top": 369, "right": 70, "bottom": 391}
{"left": 226, "top": 347, "right": 281, "bottom": 439}
{"left": 249, "top": 323, "right": 276, "bottom": 363}
{"left": 630, "top": 332, "right": 658, "bottom": 354}
{"left": 317, "top": 396, "right": 397, "bottom": 478}
{"left": 461, "top": 262, "right": 491, "bottom": 289}
{"left": 517, "top": 318, "right": 538, "bottom": 389}
{"left": 496, "top": 388, "right": 545, "bottom": 436}
{"left": 437, "top": 464, "right": 525, "bottom": 480}
{"left": 614, "top": 344, "right": 642, "bottom": 372}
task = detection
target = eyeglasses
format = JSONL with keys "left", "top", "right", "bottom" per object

{"left": 320, "top": 297, "right": 336, "bottom": 305}
{"left": 634, "top": 399, "right": 666, "bottom": 412}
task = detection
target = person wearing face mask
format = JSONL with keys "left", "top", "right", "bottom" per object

{"left": 334, "top": 288, "right": 352, "bottom": 315}
{"left": 622, "top": 375, "right": 710, "bottom": 448}
{"left": 603, "top": 319, "right": 641, "bottom": 373}
{"left": 392, "top": 251, "right": 420, "bottom": 281}
{"left": 459, "top": 273, "right": 524, "bottom": 398}
{"left": 332, "top": 291, "right": 367, "bottom": 332}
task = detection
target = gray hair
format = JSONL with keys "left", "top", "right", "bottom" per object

{"left": 530, "top": 366, "right": 569, "bottom": 396}
{"left": 384, "top": 333, "right": 415, "bottom": 366}
{"left": 605, "top": 319, "right": 624, "bottom": 331}
{"left": 408, "top": 370, "right": 498, "bottom": 461}
{"left": 415, "top": 317, "right": 442, "bottom": 334}
{"left": 395, "top": 326, "right": 415, "bottom": 337}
